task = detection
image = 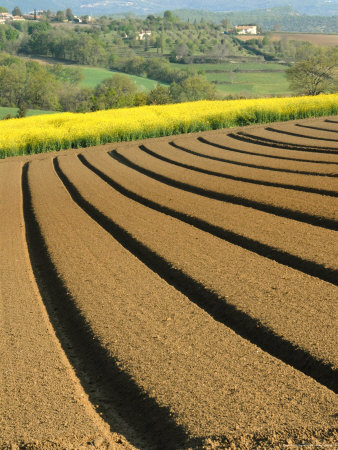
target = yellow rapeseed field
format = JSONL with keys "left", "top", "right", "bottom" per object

{"left": 1, "top": 94, "right": 337, "bottom": 158}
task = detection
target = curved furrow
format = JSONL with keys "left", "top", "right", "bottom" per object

{"left": 140, "top": 143, "right": 338, "bottom": 196}
{"left": 112, "top": 148, "right": 338, "bottom": 231}
{"left": 325, "top": 119, "right": 338, "bottom": 124}
{"left": 3, "top": 115, "right": 338, "bottom": 449}
{"left": 169, "top": 140, "right": 337, "bottom": 177}
{"left": 197, "top": 136, "right": 338, "bottom": 166}
{"left": 0, "top": 161, "right": 123, "bottom": 449}
{"left": 79, "top": 151, "right": 337, "bottom": 285}
{"left": 233, "top": 131, "right": 338, "bottom": 154}
{"left": 55, "top": 152, "right": 338, "bottom": 391}
{"left": 295, "top": 124, "right": 338, "bottom": 134}
{"left": 22, "top": 162, "right": 164, "bottom": 450}
{"left": 265, "top": 126, "right": 338, "bottom": 143}
{"left": 23, "top": 158, "right": 190, "bottom": 449}
{"left": 247, "top": 125, "right": 338, "bottom": 148}
{"left": 27, "top": 155, "right": 338, "bottom": 447}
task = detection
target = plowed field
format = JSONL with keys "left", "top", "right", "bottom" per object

{"left": 1, "top": 116, "right": 337, "bottom": 449}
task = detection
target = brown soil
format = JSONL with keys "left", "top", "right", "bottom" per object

{"left": 172, "top": 134, "right": 338, "bottom": 175}
{"left": 272, "top": 123, "right": 338, "bottom": 141}
{"left": 115, "top": 145, "right": 337, "bottom": 226}
{"left": 0, "top": 162, "right": 133, "bottom": 449}
{"left": 140, "top": 140, "right": 337, "bottom": 194}
{"left": 296, "top": 122, "right": 338, "bottom": 133}
{"left": 197, "top": 132, "right": 338, "bottom": 164}
{"left": 82, "top": 149, "right": 338, "bottom": 279}
{"left": 237, "top": 126, "right": 338, "bottom": 152}
{"left": 237, "top": 33, "right": 338, "bottom": 47}
{"left": 1, "top": 116, "right": 337, "bottom": 449}
{"left": 57, "top": 152, "right": 338, "bottom": 370}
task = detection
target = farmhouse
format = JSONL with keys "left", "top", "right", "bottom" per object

{"left": 235, "top": 25, "right": 258, "bottom": 35}
{"left": 0, "top": 12, "right": 25, "bottom": 23}
{"left": 0, "top": 12, "right": 12, "bottom": 21}
{"left": 136, "top": 30, "right": 152, "bottom": 40}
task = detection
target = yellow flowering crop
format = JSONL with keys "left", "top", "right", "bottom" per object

{"left": 0, "top": 94, "right": 337, "bottom": 158}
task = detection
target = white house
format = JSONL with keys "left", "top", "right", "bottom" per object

{"left": 235, "top": 25, "right": 257, "bottom": 35}
{"left": 0, "top": 12, "right": 13, "bottom": 21}
{"left": 136, "top": 30, "right": 152, "bottom": 40}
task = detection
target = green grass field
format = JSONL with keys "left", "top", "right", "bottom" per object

{"left": 78, "top": 62, "right": 289, "bottom": 96}
{"left": 78, "top": 66, "right": 165, "bottom": 91}
{"left": 0, "top": 107, "right": 56, "bottom": 120}
{"left": 170, "top": 62, "right": 286, "bottom": 72}
{"left": 171, "top": 62, "right": 290, "bottom": 97}
{"left": 209, "top": 72, "right": 290, "bottom": 96}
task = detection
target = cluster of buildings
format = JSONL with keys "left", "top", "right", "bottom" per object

{"left": 0, "top": 12, "right": 26, "bottom": 24}
{"left": 0, "top": 11, "right": 91, "bottom": 25}
{"left": 0, "top": 11, "right": 46, "bottom": 24}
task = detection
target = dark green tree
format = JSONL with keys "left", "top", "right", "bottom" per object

{"left": 0, "top": 27, "right": 6, "bottom": 50}
{"left": 147, "top": 84, "right": 171, "bottom": 104}
{"left": 286, "top": 48, "right": 338, "bottom": 96}
{"left": 160, "top": 24, "right": 165, "bottom": 55}
{"left": 93, "top": 74, "right": 137, "bottom": 110}
{"left": 65, "top": 8, "right": 74, "bottom": 21}
{"left": 58, "top": 86, "right": 93, "bottom": 112}
{"left": 12, "top": 6, "right": 22, "bottom": 16}
{"left": 170, "top": 75, "right": 216, "bottom": 103}
{"left": 56, "top": 10, "right": 66, "bottom": 22}
{"left": 163, "top": 11, "right": 175, "bottom": 22}
{"left": 16, "top": 102, "right": 27, "bottom": 118}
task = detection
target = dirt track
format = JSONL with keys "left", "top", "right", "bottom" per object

{"left": 1, "top": 116, "right": 337, "bottom": 449}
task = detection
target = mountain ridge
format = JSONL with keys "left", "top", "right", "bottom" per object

{"left": 1, "top": 0, "right": 337, "bottom": 16}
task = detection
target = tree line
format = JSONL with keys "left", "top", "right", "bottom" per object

{"left": 0, "top": 5, "right": 337, "bottom": 113}
{"left": 0, "top": 53, "right": 217, "bottom": 117}
{"left": 0, "top": 8, "right": 248, "bottom": 65}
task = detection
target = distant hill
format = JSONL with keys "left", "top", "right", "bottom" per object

{"left": 0, "top": 0, "right": 337, "bottom": 16}
{"left": 174, "top": 6, "right": 338, "bottom": 33}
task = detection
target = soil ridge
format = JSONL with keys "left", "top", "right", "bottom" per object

{"left": 54, "top": 156, "right": 338, "bottom": 393}
{"left": 232, "top": 132, "right": 338, "bottom": 153}
{"left": 22, "top": 162, "right": 186, "bottom": 450}
{"left": 112, "top": 150, "right": 338, "bottom": 231}
{"left": 139, "top": 144, "right": 337, "bottom": 196}
{"left": 79, "top": 152, "right": 338, "bottom": 286}
{"left": 169, "top": 140, "right": 337, "bottom": 176}
{"left": 198, "top": 136, "right": 338, "bottom": 164}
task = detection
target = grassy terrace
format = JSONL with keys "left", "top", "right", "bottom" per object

{"left": 170, "top": 62, "right": 286, "bottom": 72}
{"left": 170, "top": 62, "right": 290, "bottom": 97}
{"left": 210, "top": 72, "right": 290, "bottom": 96}
{"left": 78, "top": 64, "right": 289, "bottom": 97}
{"left": 79, "top": 66, "right": 165, "bottom": 90}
